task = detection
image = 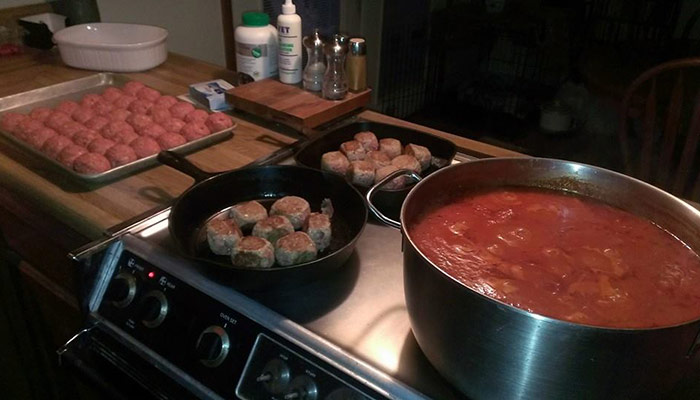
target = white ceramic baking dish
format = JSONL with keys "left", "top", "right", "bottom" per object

{"left": 53, "top": 23, "right": 168, "bottom": 72}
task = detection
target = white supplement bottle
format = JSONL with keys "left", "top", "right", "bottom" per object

{"left": 277, "top": 0, "right": 302, "bottom": 84}
{"left": 234, "top": 12, "right": 278, "bottom": 83}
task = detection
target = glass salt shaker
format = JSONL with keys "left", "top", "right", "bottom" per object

{"left": 322, "top": 34, "right": 348, "bottom": 100}
{"left": 303, "top": 29, "right": 325, "bottom": 92}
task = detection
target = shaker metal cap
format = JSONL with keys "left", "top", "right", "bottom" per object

{"left": 303, "top": 28, "right": 325, "bottom": 50}
{"left": 325, "top": 33, "right": 347, "bottom": 56}
{"left": 349, "top": 38, "right": 366, "bottom": 56}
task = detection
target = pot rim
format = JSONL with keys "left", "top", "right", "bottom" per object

{"left": 400, "top": 156, "right": 700, "bottom": 332}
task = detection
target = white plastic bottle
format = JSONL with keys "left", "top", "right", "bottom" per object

{"left": 277, "top": 0, "right": 302, "bottom": 84}
{"left": 234, "top": 12, "right": 278, "bottom": 83}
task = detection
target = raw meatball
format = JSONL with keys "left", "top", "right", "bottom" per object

{"left": 128, "top": 99, "right": 153, "bottom": 115}
{"left": 169, "top": 101, "right": 195, "bottom": 119}
{"left": 156, "top": 132, "right": 187, "bottom": 149}
{"left": 149, "top": 107, "right": 171, "bottom": 124}
{"left": 391, "top": 154, "right": 421, "bottom": 173}
{"left": 0, "top": 112, "right": 28, "bottom": 133}
{"left": 136, "top": 86, "right": 161, "bottom": 102}
{"left": 114, "top": 130, "right": 139, "bottom": 145}
{"left": 304, "top": 213, "right": 332, "bottom": 251}
{"left": 184, "top": 109, "right": 209, "bottom": 123}
{"left": 102, "top": 121, "right": 135, "bottom": 139}
{"left": 154, "top": 95, "right": 178, "bottom": 109}
{"left": 80, "top": 93, "right": 102, "bottom": 108}
{"left": 366, "top": 150, "right": 392, "bottom": 169}
{"left": 130, "top": 136, "right": 160, "bottom": 158}
{"left": 46, "top": 111, "right": 73, "bottom": 129}
{"left": 321, "top": 151, "right": 350, "bottom": 175}
{"left": 73, "top": 152, "right": 111, "bottom": 174}
{"left": 105, "top": 144, "right": 137, "bottom": 167}
{"left": 205, "top": 112, "right": 234, "bottom": 132}
{"left": 347, "top": 160, "right": 375, "bottom": 187}
{"left": 379, "top": 138, "right": 402, "bottom": 158}
{"left": 140, "top": 123, "right": 167, "bottom": 138}
{"left": 229, "top": 200, "right": 268, "bottom": 230}
{"left": 206, "top": 218, "right": 242, "bottom": 255}
{"left": 57, "top": 121, "right": 84, "bottom": 139}
{"left": 122, "top": 81, "right": 145, "bottom": 96}
{"left": 71, "top": 107, "right": 95, "bottom": 124}
{"left": 275, "top": 232, "right": 317, "bottom": 266}
{"left": 252, "top": 215, "right": 295, "bottom": 245}
{"left": 84, "top": 115, "right": 110, "bottom": 131}
{"left": 126, "top": 114, "right": 153, "bottom": 132}
{"left": 354, "top": 131, "right": 379, "bottom": 151}
{"left": 92, "top": 100, "right": 114, "bottom": 116}
{"left": 113, "top": 95, "right": 137, "bottom": 109}
{"left": 72, "top": 128, "right": 99, "bottom": 147}
{"left": 29, "top": 107, "right": 52, "bottom": 122}
{"left": 25, "top": 127, "right": 57, "bottom": 149}
{"left": 404, "top": 143, "right": 432, "bottom": 171}
{"left": 102, "top": 87, "right": 124, "bottom": 103}
{"left": 17, "top": 119, "right": 45, "bottom": 139}
{"left": 55, "top": 100, "right": 79, "bottom": 116}
{"left": 41, "top": 135, "right": 73, "bottom": 158}
{"left": 87, "top": 137, "right": 116, "bottom": 155}
{"left": 108, "top": 108, "right": 131, "bottom": 122}
{"left": 161, "top": 118, "right": 185, "bottom": 133}
{"left": 375, "top": 164, "right": 407, "bottom": 190}
{"left": 57, "top": 144, "right": 88, "bottom": 167}
{"left": 339, "top": 140, "right": 366, "bottom": 161}
{"left": 231, "top": 236, "right": 275, "bottom": 268}
{"left": 270, "top": 196, "right": 310, "bottom": 230}
{"left": 181, "top": 122, "right": 211, "bottom": 141}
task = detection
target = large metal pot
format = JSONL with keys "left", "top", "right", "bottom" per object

{"left": 367, "top": 158, "right": 700, "bottom": 399}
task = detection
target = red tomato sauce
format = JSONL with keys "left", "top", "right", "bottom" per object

{"left": 409, "top": 187, "right": 700, "bottom": 328}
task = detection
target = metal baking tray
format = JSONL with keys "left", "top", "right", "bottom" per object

{"left": 0, "top": 73, "right": 235, "bottom": 184}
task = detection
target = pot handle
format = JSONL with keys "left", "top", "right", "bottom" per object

{"left": 366, "top": 169, "right": 422, "bottom": 229}
{"left": 157, "top": 150, "right": 215, "bottom": 183}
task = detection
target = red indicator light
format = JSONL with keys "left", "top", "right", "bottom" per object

{"left": 148, "top": 271, "right": 155, "bottom": 279}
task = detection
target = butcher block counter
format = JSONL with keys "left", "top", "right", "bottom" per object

{"left": 0, "top": 49, "right": 523, "bottom": 398}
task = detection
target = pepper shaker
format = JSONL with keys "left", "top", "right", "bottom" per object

{"left": 347, "top": 38, "right": 367, "bottom": 92}
{"left": 322, "top": 34, "right": 348, "bottom": 100}
{"left": 302, "top": 29, "right": 325, "bottom": 92}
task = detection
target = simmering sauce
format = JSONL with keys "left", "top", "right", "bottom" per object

{"left": 409, "top": 187, "right": 700, "bottom": 328}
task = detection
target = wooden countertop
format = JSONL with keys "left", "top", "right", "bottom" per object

{"left": 0, "top": 49, "right": 523, "bottom": 239}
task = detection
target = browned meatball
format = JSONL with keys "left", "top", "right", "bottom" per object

{"left": 206, "top": 218, "right": 242, "bottom": 255}
{"left": 304, "top": 213, "right": 332, "bottom": 251}
{"left": 404, "top": 143, "right": 432, "bottom": 171}
{"left": 391, "top": 154, "right": 421, "bottom": 173}
{"left": 375, "top": 164, "right": 407, "bottom": 190}
{"left": 229, "top": 200, "right": 268, "bottom": 230}
{"left": 366, "top": 150, "right": 391, "bottom": 169}
{"left": 347, "top": 160, "right": 375, "bottom": 187}
{"left": 274, "top": 232, "right": 317, "bottom": 266}
{"left": 379, "top": 138, "right": 402, "bottom": 158}
{"left": 231, "top": 236, "right": 275, "bottom": 268}
{"left": 252, "top": 215, "right": 295, "bottom": 245}
{"left": 321, "top": 151, "right": 350, "bottom": 175}
{"left": 270, "top": 196, "right": 311, "bottom": 230}
{"left": 339, "top": 140, "right": 366, "bottom": 161}
{"left": 354, "top": 131, "right": 379, "bottom": 151}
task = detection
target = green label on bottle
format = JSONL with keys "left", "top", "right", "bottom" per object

{"left": 251, "top": 48, "right": 262, "bottom": 58}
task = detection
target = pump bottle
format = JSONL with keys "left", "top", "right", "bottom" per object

{"left": 277, "top": 0, "right": 302, "bottom": 84}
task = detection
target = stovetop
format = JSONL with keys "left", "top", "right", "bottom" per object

{"left": 132, "top": 208, "right": 466, "bottom": 400}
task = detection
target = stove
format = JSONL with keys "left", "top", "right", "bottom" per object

{"left": 62, "top": 195, "right": 468, "bottom": 399}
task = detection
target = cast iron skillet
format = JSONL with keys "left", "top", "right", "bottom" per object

{"left": 294, "top": 121, "right": 457, "bottom": 220}
{"left": 157, "top": 151, "right": 368, "bottom": 290}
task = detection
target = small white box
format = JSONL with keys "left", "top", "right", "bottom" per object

{"left": 188, "top": 79, "right": 235, "bottom": 111}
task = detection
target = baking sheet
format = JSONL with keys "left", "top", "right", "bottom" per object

{"left": 0, "top": 73, "right": 235, "bottom": 184}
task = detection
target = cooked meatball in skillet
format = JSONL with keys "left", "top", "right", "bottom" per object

{"left": 252, "top": 215, "right": 295, "bottom": 245}
{"left": 275, "top": 231, "right": 318, "bottom": 266}
{"left": 231, "top": 236, "right": 275, "bottom": 268}
{"left": 404, "top": 143, "right": 432, "bottom": 171}
{"left": 375, "top": 164, "right": 407, "bottom": 190}
{"left": 379, "top": 138, "right": 402, "bottom": 158}
{"left": 206, "top": 218, "right": 243, "bottom": 255}
{"left": 366, "top": 150, "right": 391, "bottom": 169}
{"left": 339, "top": 140, "right": 366, "bottom": 161}
{"left": 229, "top": 200, "right": 268, "bottom": 230}
{"left": 321, "top": 151, "right": 350, "bottom": 175}
{"left": 347, "top": 160, "right": 375, "bottom": 187}
{"left": 270, "top": 196, "right": 311, "bottom": 230}
{"left": 354, "top": 131, "right": 379, "bottom": 151}
{"left": 391, "top": 154, "right": 421, "bottom": 173}
{"left": 304, "top": 213, "right": 332, "bottom": 251}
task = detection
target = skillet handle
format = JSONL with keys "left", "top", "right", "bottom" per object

{"left": 157, "top": 151, "right": 215, "bottom": 183}
{"left": 366, "top": 169, "right": 422, "bottom": 229}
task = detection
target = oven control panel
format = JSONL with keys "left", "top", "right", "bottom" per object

{"left": 97, "top": 251, "right": 383, "bottom": 400}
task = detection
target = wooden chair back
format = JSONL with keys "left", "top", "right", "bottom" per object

{"left": 619, "top": 57, "right": 700, "bottom": 201}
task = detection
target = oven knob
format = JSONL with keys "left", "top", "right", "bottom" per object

{"left": 256, "top": 358, "right": 291, "bottom": 394}
{"left": 284, "top": 375, "right": 318, "bottom": 400}
{"left": 195, "top": 326, "right": 230, "bottom": 367}
{"left": 106, "top": 272, "right": 137, "bottom": 308}
{"left": 137, "top": 290, "right": 168, "bottom": 328}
